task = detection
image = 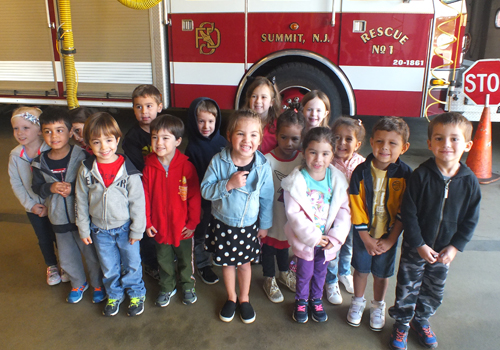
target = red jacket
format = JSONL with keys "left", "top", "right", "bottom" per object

{"left": 142, "top": 150, "right": 201, "bottom": 247}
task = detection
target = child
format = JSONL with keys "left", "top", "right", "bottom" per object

{"left": 243, "top": 76, "right": 282, "bottom": 154}
{"left": 348, "top": 117, "right": 412, "bottom": 331}
{"left": 283, "top": 127, "right": 351, "bottom": 323}
{"left": 185, "top": 97, "right": 227, "bottom": 285}
{"left": 142, "top": 115, "right": 202, "bottom": 307}
{"left": 301, "top": 90, "right": 331, "bottom": 132}
{"left": 388, "top": 112, "right": 480, "bottom": 350}
{"left": 75, "top": 112, "right": 147, "bottom": 317}
{"left": 31, "top": 107, "right": 104, "bottom": 304}
{"left": 69, "top": 107, "right": 92, "bottom": 153}
{"left": 122, "top": 84, "right": 163, "bottom": 280}
{"left": 261, "top": 108, "right": 305, "bottom": 303}
{"left": 325, "top": 117, "right": 366, "bottom": 304}
{"left": 8, "top": 106, "right": 62, "bottom": 285}
{"left": 201, "top": 109, "right": 274, "bottom": 324}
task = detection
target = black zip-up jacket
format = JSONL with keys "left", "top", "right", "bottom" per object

{"left": 401, "top": 158, "right": 481, "bottom": 252}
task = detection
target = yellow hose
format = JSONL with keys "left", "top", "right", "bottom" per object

{"left": 117, "top": 0, "right": 162, "bottom": 10}
{"left": 59, "top": 0, "right": 79, "bottom": 109}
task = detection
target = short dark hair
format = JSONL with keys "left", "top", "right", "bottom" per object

{"left": 132, "top": 84, "right": 162, "bottom": 105}
{"left": 69, "top": 107, "right": 92, "bottom": 124}
{"left": 39, "top": 106, "right": 72, "bottom": 131}
{"left": 83, "top": 112, "right": 122, "bottom": 145}
{"left": 372, "top": 117, "right": 410, "bottom": 144}
{"left": 150, "top": 114, "right": 184, "bottom": 140}
{"left": 196, "top": 100, "right": 218, "bottom": 118}
{"left": 276, "top": 108, "right": 306, "bottom": 135}
{"left": 428, "top": 112, "right": 473, "bottom": 142}
{"left": 302, "top": 126, "right": 335, "bottom": 153}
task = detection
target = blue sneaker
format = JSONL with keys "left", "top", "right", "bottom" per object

{"left": 67, "top": 282, "right": 88, "bottom": 304}
{"left": 292, "top": 299, "right": 308, "bottom": 323}
{"left": 92, "top": 287, "right": 107, "bottom": 304}
{"left": 389, "top": 323, "right": 409, "bottom": 350}
{"left": 309, "top": 298, "right": 328, "bottom": 322}
{"left": 411, "top": 319, "right": 438, "bottom": 349}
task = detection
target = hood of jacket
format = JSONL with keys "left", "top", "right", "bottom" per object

{"left": 187, "top": 97, "right": 223, "bottom": 142}
{"left": 143, "top": 149, "right": 189, "bottom": 171}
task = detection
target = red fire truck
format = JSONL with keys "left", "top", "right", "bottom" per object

{"left": 0, "top": 0, "right": 475, "bottom": 120}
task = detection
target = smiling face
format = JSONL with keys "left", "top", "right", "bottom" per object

{"left": 197, "top": 110, "right": 216, "bottom": 138}
{"left": 151, "top": 128, "right": 181, "bottom": 165}
{"left": 12, "top": 118, "right": 41, "bottom": 148}
{"left": 275, "top": 123, "right": 303, "bottom": 159}
{"left": 133, "top": 95, "right": 163, "bottom": 130}
{"left": 303, "top": 140, "right": 334, "bottom": 181}
{"left": 42, "top": 121, "right": 73, "bottom": 154}
{"left": 370, "top": 130, "right": 409, "bottom": 170}
{"left": 249, "top": 85, "right": 273, "bottom": 119}
{"left": 427, "top": 123, "right": 472, "bottom": 170}
{"left": 303, "top": 97, "right": 329, "bottom": 130}
{"left": 89, "top": 134, "right": 120, "bottom": 164}
{"left": 71, "top": 122, "right": 86, "bottom": 147}
{"left": 228, "top": 118, "right": 262, "bottom": 165}
{"left": 334, "top": 125, "right": 362, "bottom": 162}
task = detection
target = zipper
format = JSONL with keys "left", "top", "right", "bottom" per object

{"left": 432, "top": 179, "right": 451, "bottom": 250}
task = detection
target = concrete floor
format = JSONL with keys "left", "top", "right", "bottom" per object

{"left": 1, "top": 107, "right": 499, "bottom": 350}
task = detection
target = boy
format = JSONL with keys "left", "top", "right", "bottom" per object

{"left": 388, "top": 112, "right": 481, "bottom": 350}
{"left": 122, "top": 84, "right": 163, "bottom": 280}
{"left": 348, "top": 117, "right": 412, "bottom": 331}
{"left": 31, "top": 107, "right": 104, "bottom": 304}
{"left": 142, "top": 115, "right": 201, "bottom": 307}
{"left": 185, "top": 97, "right": 227, "bottom": 284}
{"left": 76, "top": 112, "right": 147, "bottom": 317}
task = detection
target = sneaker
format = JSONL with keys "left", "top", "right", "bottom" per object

{"left": 310, "top": 298, "right": 328, "bottom": 322}
{"left": 370, "top": 300, "right": 386, "bottom": 331}
{"left": 128, "top": 296, "right": 146, "bottom": 316}
{"left": 219, "top": 300, "right": 237, "bottom": 322}
{"left": 60, "top": 269, "right": 70, "bottom": 283}
{"left": 347, "top": 297, "right": 366, "bottom": 327}
{"left": 155, "top": 289, "right": 177, "bottom": 307}
{"left": 182, "top": 289, "right": 198, "bottom": 305}
{"left": 46, "top": 265, "right": 61, "bottom": 286}
{"left": 410, "top": 319, "right": 438, "bottom": 349}
{"left": 92, "top": 287, "right": 107, "bottom": 304}
{"left": 263, "top": 276, "right": 284, "bottom": 303}
{"left": 67, "top": 282, "right": 88, "bottom": 304}
{"left": 390, "top": 323, "right": 410, "bottom": 350}
{"left": 239, "top": 301, "right": 256, "bottom": 324}
{"left": 103, "top": 296, "right": 125, "bottom": 317}
{"left": 198, "top": 266, "right": 219, "bottom": 284}
{"left": 293, "top": 299, "right": 308, "bottom": 323}
{"left": 339, "top": 274, "right": 354, "bottom": 294}
{"left": 326, "top": 282, "right": 343, "bottom": 305}
{"left": 278, "top": 270, "right": 296, "bottom": 293}
{"left": 144, "top": 265, "right": 160, "bottom": 281}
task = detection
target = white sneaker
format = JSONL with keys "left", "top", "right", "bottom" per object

{"left": 338, "top": 274, "right": 354, "bottom": 294}
{"left": 263, "top": 276, "right": 284, "bottom": 303}
{"left": 370, "top": 300, "right": 386, "bottom": 331}
{"left": 46, "top": 265, "right": 61, "bottom": 286}
{"left": 326, "top": 282, "right": 343, "bottom": 305}
{"left": 60, "top": 269, "right": 70, "bottom": 283}
{"left": 278, "top": 270, "right": 296, "bottom": 293}
{"left": 347, "top": 297, "right": 366, "bottom": 327}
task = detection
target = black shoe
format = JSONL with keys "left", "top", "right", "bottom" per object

{"left": 293, "top": 299, "right": 308, "bottom": 323}
{"left": 239, "top": 301, "right": 256, "bottom": 324}
{"left": 144, "top": 265, "right": 160, "bottom": 281}
{"left": 309, "top": 298, "right": 328, "bottom": 322}
{"left": 198, "top": 266, "right": 219, "bottom": 285}
{"left": 127, "top": 296, "right": 146, "bottom": 317}
{"left": 219, "top": 300, "right": 237, "bottom": 322}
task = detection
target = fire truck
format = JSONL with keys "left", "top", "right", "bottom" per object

{"left": 0, "top": 0, "right": 489, "bottom": 121}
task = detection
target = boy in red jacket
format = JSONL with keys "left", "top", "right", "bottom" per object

{"left": 142, "top": 115, "right": 201, "bottom": 307}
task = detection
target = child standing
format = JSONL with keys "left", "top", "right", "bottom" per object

{"left": 325, "top": 117, "right": 366, "bottom": 304}
{"left": 142, "top": 115, "right": 202, "bottom": 307}
{"left": 348, "top": 117, "right": 412, "bottom": 331}
{"left": 388, "top": 113, "right": 480, "bottom": 350}
{"left": 31, "top": 107, "right": 103, "bottom": 304}
{"left": 8, "top": 107, "right": 62, "bottom": 285}
{"left": 76, "top": 112, "right": 147, "bottom": 317}
{"left": 69, "top": 107, "right": 92, "bottom": 153}
{"left": 201, "top": 109, "right": 274, "bottom": 324}
{"left": 243, "top": 76, "right": 282, "bottom": 154}
{"left": 283, "top": 127, "right": 351, "bottom": 323}
{"left": 261, "top": 108, "right": 305, "bottom": 303}
{"left": 185, "top": 97, "right": 227, "bottom": 284}
{"left": 301, "top": 90, "right": 331, "bottom": 132}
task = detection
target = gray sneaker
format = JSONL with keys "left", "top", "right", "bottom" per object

{"left": 155, "top": 289, "right": 177, "bottom": 307}
{"left": 182, "top": 288, "right": 198, "bottom": 305}
{"left": 103, "top": 295, "right": 125, "bottom": 317}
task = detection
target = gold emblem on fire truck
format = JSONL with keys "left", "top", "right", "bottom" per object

{"left": 195, "top": 22, "right": 220, "bottom": 55}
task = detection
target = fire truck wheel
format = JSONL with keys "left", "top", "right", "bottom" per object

{"left": 267, "top": 62, "right": 342, "bottom": 125}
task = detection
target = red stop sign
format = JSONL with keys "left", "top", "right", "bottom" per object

{"left": 463, "top": 59, "right": 500, "bottom": 105}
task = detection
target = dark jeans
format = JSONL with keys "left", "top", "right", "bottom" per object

{"left": 27, "top": 212, "right": 57, "bottom": 266}
{"left": 261, "top": 243, "right": 289, "bottom": 277}
{"left": 140, "top": 234, "right": 159, "bottom": 270}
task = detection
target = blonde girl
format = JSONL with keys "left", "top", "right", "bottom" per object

{"left": 302, "top": 90, "right": 331, "bottom": 132}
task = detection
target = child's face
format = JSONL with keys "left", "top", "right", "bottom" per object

{"left": 334, "top": 125, "right": 361, "bottom": 162}
{"left": 133, "top": 96, "right": 163, "bottom": 127}
{"left": 229, "top": 119, "right": 261, "bottom": 162}
{"left": 151, "top": 128, "right": 181, "bottom": 163}
{"left": 12, "top": 118, "right": 41, "bottom": 147}
{"left": 370, "top": 130, "right": 409, "bottom": 170}
{"left": 427, "top": 123, "right": 472, "bottom": 167}
{"left": 303, "top": 97, "right": 329, "bottom": 129}
{"left": 249, "top": 85, "right": 273, "bottom": 118}
{"left": 71, "top": 122, "right": 86, "bottom": 147}
{"left": 89, "top": 134, "right": 120, "bottom": 164}
{"left": 304, "top": 140, "right": 334, "bottom": 181}
{"left": 42, "top": 121, "right": 73, "bottom": 152}
{"left": 276, "top": 124, "right": 302, "bottom": 159}
{"left": 197, "top": 111, "right": 216, "bottom": 138}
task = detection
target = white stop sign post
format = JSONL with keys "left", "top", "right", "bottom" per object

{"left": 463, "top": 59, "right": 500, "bottom": 106}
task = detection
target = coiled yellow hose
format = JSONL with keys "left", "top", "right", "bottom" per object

{"left": 117, "top": 0, "right": 162, "bottom": 10}
{"left": 59, "top": 0, "right": 79, "bottom": 109}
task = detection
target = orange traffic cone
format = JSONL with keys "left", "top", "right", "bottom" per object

{"left": 466, "top": 95, "right": 500, "bottom": 184}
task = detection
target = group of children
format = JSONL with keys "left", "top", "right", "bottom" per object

{"left": 8, "top": 77, "right": 480, "bottom": 350}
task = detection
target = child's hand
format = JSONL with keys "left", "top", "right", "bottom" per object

{"left": 360, "top": 233, "right": 384, "bottom": 256}
{"left": 376, "top": 237, "right": 397, "bottom": 253}
{"left": 129, "top": 238, "right": 141, "bottom": 245}
{"left": 81, "top": 237, "right": 93, "bottom": 245}
{"left": 257, "top": 229, "right": 268, "bottom": 239}
{"left": 226, "top": 171, "right": 249, "bottom": 191}
{"left": 146, "top": 226, "right": 157, "bottom": 237}
{"left": 319, "top": 237, "right": 334, "bottom": 250}
{"left": 181, "top": 227, "right": 195, "bottom": 239}
{"left": 416, "top": 244, "right": 438, "bottom": 264}
{"left": 39, "top": 205, "right": 48, "bottom": 217}
{"left": 437, "top": 245, "right": 458, "bottom": 265}
{"left": 31, "top": 204, "right": 44, "bottom": 216}
{"left": 59, "top": 182, "right": 71, "bottom": 197}
{"left": 50, "top": 182, "right": 71, "bottom": 197}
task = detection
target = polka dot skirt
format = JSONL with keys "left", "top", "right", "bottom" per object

{"left": 205, "top": 218, "right": 260, "bottom": 266}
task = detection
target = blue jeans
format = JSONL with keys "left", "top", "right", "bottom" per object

{"left": 91, "top": 221, "right": 146, "bottom": 300}
{"left": 325, "top": 227, "right": 353, "bottom": 285}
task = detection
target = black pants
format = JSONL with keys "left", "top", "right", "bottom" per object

{"left": 261, "top": 243, "right": 289, "bottom": 277}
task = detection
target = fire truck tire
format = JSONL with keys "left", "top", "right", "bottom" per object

{"left": 267, "top": 62, "right": 342, "bottom": 124}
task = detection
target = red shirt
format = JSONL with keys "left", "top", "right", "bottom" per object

{"left": 97, "top": 155, "right": 125, "bottom": 187}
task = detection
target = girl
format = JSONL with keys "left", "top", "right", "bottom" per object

{"left": 282, "top": 127, "right": 351, "bottom": 323}
{"left": 301, "top": 90, "right": 331, "bottom": 132}
{"left": 8, "top": 106, "right": 65, "bottom": 286}
{"left": 325, "top": 117, "right": 366, "bottom": 305}
{"left": 244, "top": 76, "right": 282, "bottom": 154}
{"left": 69, "top": 107, "right": 93, "bottom": 154}
{"left": 262, "top": 108, "right": 305, "bottom": 303}
{"left": 201, "top": 109, "right": 274, "bottom": 324}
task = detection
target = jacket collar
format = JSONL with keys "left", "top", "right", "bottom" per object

{"left": 220, "top": 147, "right": 267, "bottom": 166}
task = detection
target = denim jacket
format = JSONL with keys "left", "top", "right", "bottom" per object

{"left": 201, "top": 147, "right": 273, "bottom": 229}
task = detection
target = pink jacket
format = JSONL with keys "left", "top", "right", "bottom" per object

{"left": 282, "top": 165, "right": 351, "bottom": 262}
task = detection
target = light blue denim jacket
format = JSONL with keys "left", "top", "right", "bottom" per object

{"left": 201, "top": 147, "right": 273, "bottom": 229}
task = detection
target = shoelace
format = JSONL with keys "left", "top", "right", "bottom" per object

{"left": 107, "top": 298, "right": 119, "bottom": 306}
{"left": 270, "top": 280, "right": 280, "bottom": 295}
{"left": 129, "top": 297, "right": 141, "bottom": 307}
{"left": 395, "top": 329, "right": 407, "bottom": 342}
{"left": 422, "top": 326, "right": 434, "bottom": 338}
{"left": 47, "top": 267, "right": 59, "bottom": 277}
{"left": 71, "top": 285, "right": 85, "bottom": 292}
{"left": 297, "top": 305, "right": 306, "bottom": 312}
{"left": 314, "top": 303, "right": 324, "bottom": 312}
{"left": 94, "top": 287, "right": 102, "bottom": 292}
